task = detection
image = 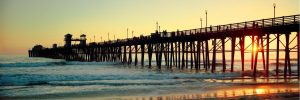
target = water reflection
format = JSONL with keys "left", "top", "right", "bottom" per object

{"left": 118, "top": 84, "right": 299, "bottom": 100}
{"left": 204, "top": 76, "right": 299, "bottom": 84}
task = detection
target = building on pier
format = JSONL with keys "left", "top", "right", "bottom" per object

{"left": 64, "top": 33, "right": 87, "bottom": 47}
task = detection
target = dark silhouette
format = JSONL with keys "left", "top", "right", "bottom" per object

{"left": 28, "top": 14, "right": 300, "bottom": 79}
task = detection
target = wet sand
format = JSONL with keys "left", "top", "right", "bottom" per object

{"left": 1, "top": 79, "right": 299, "bottom": 100}
{"left": 106, "top": 83, "right": 299, "bottom": 100}
{"left": 36, "top": 81, "right": 298, "bottom": 100}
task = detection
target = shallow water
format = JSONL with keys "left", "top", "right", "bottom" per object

{"left": 0, "top": 55, "right": 298, "bottom": 99}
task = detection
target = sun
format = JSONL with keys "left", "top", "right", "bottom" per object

{"left": 255, "top": 88, "right": 265, "bottom": 94}
{"left": 252, "top": 45, "right": 260, "bottom": 52}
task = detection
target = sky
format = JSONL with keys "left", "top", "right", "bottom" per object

{"left": 0, "top": 0, "right": 299, "bottom": 55}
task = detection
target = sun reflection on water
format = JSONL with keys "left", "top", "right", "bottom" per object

{"left": 255, "top": 88, "right": 265, "bottom": 94}
{"left": 115, "top": 84, "right": 299, "bottom": 100}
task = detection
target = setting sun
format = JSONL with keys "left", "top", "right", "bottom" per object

{"left": 252, "top": 45, "right": 260, "bottom": 52}
{"left": 255, "top": 88, "right": 265, "bottom": 94}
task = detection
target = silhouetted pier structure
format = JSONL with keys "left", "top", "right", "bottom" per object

{"left": 29, "top": 14, "right": 300, "bottom": 78}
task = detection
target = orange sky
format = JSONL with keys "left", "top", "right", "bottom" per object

{"left": 0, "top": 0, "right": 299, "bottom": 55}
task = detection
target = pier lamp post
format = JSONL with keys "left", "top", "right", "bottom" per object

{"left": 159, "top": 26, "right": 161, "bottom": 34}
{"left": 156, "top": 21, "right": 158, "bottom": 32}
{"left": 127, "top": 28, "right": 129, "bottom": 39}
{"left": 205, "top": 10, "right": 207, "bottom": 28}
{"left": 273, "top": 3, "right": 276, "bottom": 18}
{"left": 132, "top": 31, "right": 134, "bottom": 38}
{"left": 200, "top": 18, "right": 202, "bottom": 28}
{"left": 273, "top": 3, "right": 276, "bottom": 25}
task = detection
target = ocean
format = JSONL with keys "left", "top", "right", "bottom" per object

{"left": 0, "top": 55, "right": 298, "bottom": 100}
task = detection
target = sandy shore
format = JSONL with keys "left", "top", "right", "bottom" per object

{"left": 59, "top": 83, "right": 299, "bottom": 100}
{"left": 1, "top": 83, "right": 299, "bottom": 100}
{"left": 1, "top": 78, "right": 299, "bottom": 100}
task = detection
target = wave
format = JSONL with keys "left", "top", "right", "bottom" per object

{"left": 48, "top": 80, "right": 180, "bottom": 86}
{"left": 66, "top": 61, "right": 120, "bottom": 65}
{"left": 0, "top": 72, "right": 239, "bottom": 87}
{"left": 0, "top": 79, "right": 180, "bottom": 87}
{"left": 0, "top": 61, "right": 67, "bottom": 67}
{"left": 0, "top": 61, "right": 121, "bottom": 67}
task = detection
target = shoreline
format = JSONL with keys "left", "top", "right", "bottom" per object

{"left": 2, "top": 82, "right": 298, "bottom": 100}
{"left": 107, "top": 83, "right": 299, "bottom": 100}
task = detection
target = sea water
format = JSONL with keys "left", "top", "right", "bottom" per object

{"left": 0, "top": 55, "right": 298, "bottom": 99}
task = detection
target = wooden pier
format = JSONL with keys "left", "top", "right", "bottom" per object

{"left": 29, "top": 14, "right": 300, "bottom": 78}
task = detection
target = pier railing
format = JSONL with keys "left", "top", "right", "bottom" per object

{"left": 82, "top": 14, "right": 300, "bottom": 47}
{"left": 29, "top": 14, "right": 300, "bottom": 79}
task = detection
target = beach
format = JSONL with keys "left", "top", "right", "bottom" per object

{"left": 0, "top": 55, "right": 299, "bottom": 100}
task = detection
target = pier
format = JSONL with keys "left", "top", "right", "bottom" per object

{"left": 29, "top": 14, "right": 300, "bottom": 78}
